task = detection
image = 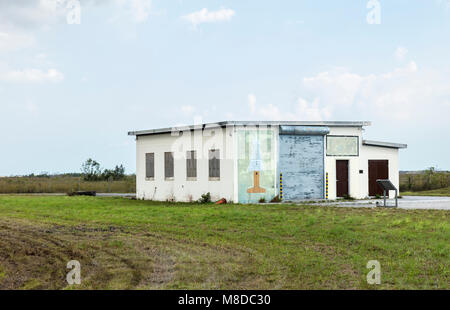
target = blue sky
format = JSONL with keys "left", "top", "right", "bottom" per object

{"left": 0, "top": 0, "right": 449, "bottom": 175}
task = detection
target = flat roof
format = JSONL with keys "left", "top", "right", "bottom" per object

{"left": 363, "top": 140, "right": 407, "bottom": 149}
{"left": 128, "top": 120, "right": 371, "bottom": 136}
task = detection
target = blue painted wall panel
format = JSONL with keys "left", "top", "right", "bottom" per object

{"left": 279, "top": 135, "right": 325, "bottom": 200}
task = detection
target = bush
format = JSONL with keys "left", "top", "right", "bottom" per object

{"left": 198, "top": 192, "right": 211, "bottom": 204}
{"left": 258, "top": 197, "right": 266, "bottom": 203}
{"left": 102, "top": 165, "right": 126, "bottom": 181}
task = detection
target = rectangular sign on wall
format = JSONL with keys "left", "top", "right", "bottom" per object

{"left": 326, "top": 136, "right": 359, "bottom": 156}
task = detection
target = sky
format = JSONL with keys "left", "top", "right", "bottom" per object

{"left": 0, "top": 0, "right": 449, "bottom": 175}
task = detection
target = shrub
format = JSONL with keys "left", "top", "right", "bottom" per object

{"left": 198, "top": 192, "right": 211, "bottom": 204}
{"left": 102, "top": 165, "right": 126, "bottom": 181}
{"left": 258, "top": 197, "right": 266, "bottom": 203}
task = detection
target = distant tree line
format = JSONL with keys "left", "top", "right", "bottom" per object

{"left": 25, "top": 172, "right": 83, "bottom": 178}
{"left": 400, "top": 167, "right": 450, "bottom": 192}
{"left": 12, "top": 160, "right": 130, "bottom": 182}
{"left": 81, "top": 159, "right": 126, "bottom": 181}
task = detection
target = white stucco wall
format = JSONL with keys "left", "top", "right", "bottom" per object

{"left": 360, "top": 145, "right": 399, "bottom": 199}
{"left": 325, "top": 127, "right": 364, "bottom": 200}
{"left": 136, "top": 126, "right": 235, "bottom": 202}
{"left": 325, "top": 126, "right": 400, "bottom": 199}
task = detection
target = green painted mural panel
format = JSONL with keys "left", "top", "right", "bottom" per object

{"left": 237, "top": 129, "right": 276, "bottom": 203}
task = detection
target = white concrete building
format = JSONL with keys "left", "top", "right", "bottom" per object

{"left": 129, "top": 121, "right": 407, "bottom": 203}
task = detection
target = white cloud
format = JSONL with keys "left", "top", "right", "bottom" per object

{"left": 437, "top": 0, "right": 450, "bottom": 10}
{"left": 244, "top": 52, "right": 449, "bottom": 125}
{"left": 114, "top": 0, "right": 153, "bottom": 23}
{"left": 0, "top": 0, "right": 71, "bottom": 31}
{"left": 0, "top": 30, "right": 35, "bottom": 52}
{"left": 1, "top": 68, "right": 64, "bottom": 83}
{"left": 182, "top": 8, "right": 235, "bottom": 26}
{"left": 0, "top": 1, "right": 159, "bottom": 52}
{"left": 381, "top": 61, "right": 417, "bottom": 79}
{"left": 0, "top": 1, "right": 154, "bottom": 52}
{"left": 299, "top": 59, "right": 449, "bottom": 123}
{"left": 247, "top": 94, "right": 330, "bottom": 121}
{"left": 248, "top": 94, "right": 256, "bottom": 113}
{"left": 129, "top": 0, "right": 152, "bottom": 22}
{"left": 256, "top": 103, "right": 283, "bottom": 121}
{"left": 303, "top": 70, "right": 368, "bottom": 107}
{"left": 394, "top": 46, "right": 408, "bottom": 61}
{"left": 0, "top": 0, "right": 71, "bottom": 52}
{"left": 295, "top": 98, "right": 331, "bottom": 120}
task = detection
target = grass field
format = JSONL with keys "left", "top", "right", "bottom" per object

{"left": 401, "top": 186, "right": 450, "bottom": 197}
{"left": 0, "top": 176, "right": 135, "bottom": 194}
{"left": 0, "top": 195, "right": 448, "bottom": 290}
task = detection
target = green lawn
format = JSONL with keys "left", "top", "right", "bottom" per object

{"left": 0, "top": 196, "right": 448, "bottom": 290}
{"left": 402, "top": 186, "right": 450, "bottom": 197}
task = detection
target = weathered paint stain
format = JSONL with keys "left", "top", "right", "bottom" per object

{"left": 279, "top": 135, "right": 325, "bottom": 200}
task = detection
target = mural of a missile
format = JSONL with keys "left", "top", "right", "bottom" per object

{"left": 247, "top": 138, "right": 266, "bottom": 194}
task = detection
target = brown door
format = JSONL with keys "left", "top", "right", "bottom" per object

{"left": 368, "top": 160, "right": 389, "bottom": 196}
{"left": 336, "top": 160, "right": 349, "bottom": 197}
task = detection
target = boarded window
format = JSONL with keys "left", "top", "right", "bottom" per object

{"left": 186, "top": 151, "right": 197, "bottom": 178}
{"left": 326, "top": 136, "right": 359, "bottom": 156}
{"left": 209, "top": 149, "right": 220, "bottom": 179}
{"left": 164, "top": 152, "right": 174, "bottom": 179}
{"left": 145, "top": 153, "right": 154, "bottom": 179}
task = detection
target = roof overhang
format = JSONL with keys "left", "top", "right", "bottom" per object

{"left": 128, "top": 121, "right": 371, "bottom": 137}
{"left": 279, "top": 125, "right": 330, "bottom": 136}
{"left": 363, "top": 140, "right": 407, "bottom": 149}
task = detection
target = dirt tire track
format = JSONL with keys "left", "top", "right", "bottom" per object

{"left": 0, "top": 219, "right": 176, "bottom": 289}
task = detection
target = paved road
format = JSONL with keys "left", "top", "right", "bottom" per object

{"left": 316, "top": 196, "right": 450, "bottom": 210}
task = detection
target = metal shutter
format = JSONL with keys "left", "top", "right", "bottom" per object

{"left": 145, "top": 153, "right": 154, "bottom": 178}
{"left": 279, "top": 135, "right": 325, "bottom": 200}
{"left": 187, "top": 151, "right": 197, "bottom": 178}
{"left": 165, "top": 152, "right": 174, "bottom": 178}
{"left": 209, "top": 150, "right": 220, "bottom": 178}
